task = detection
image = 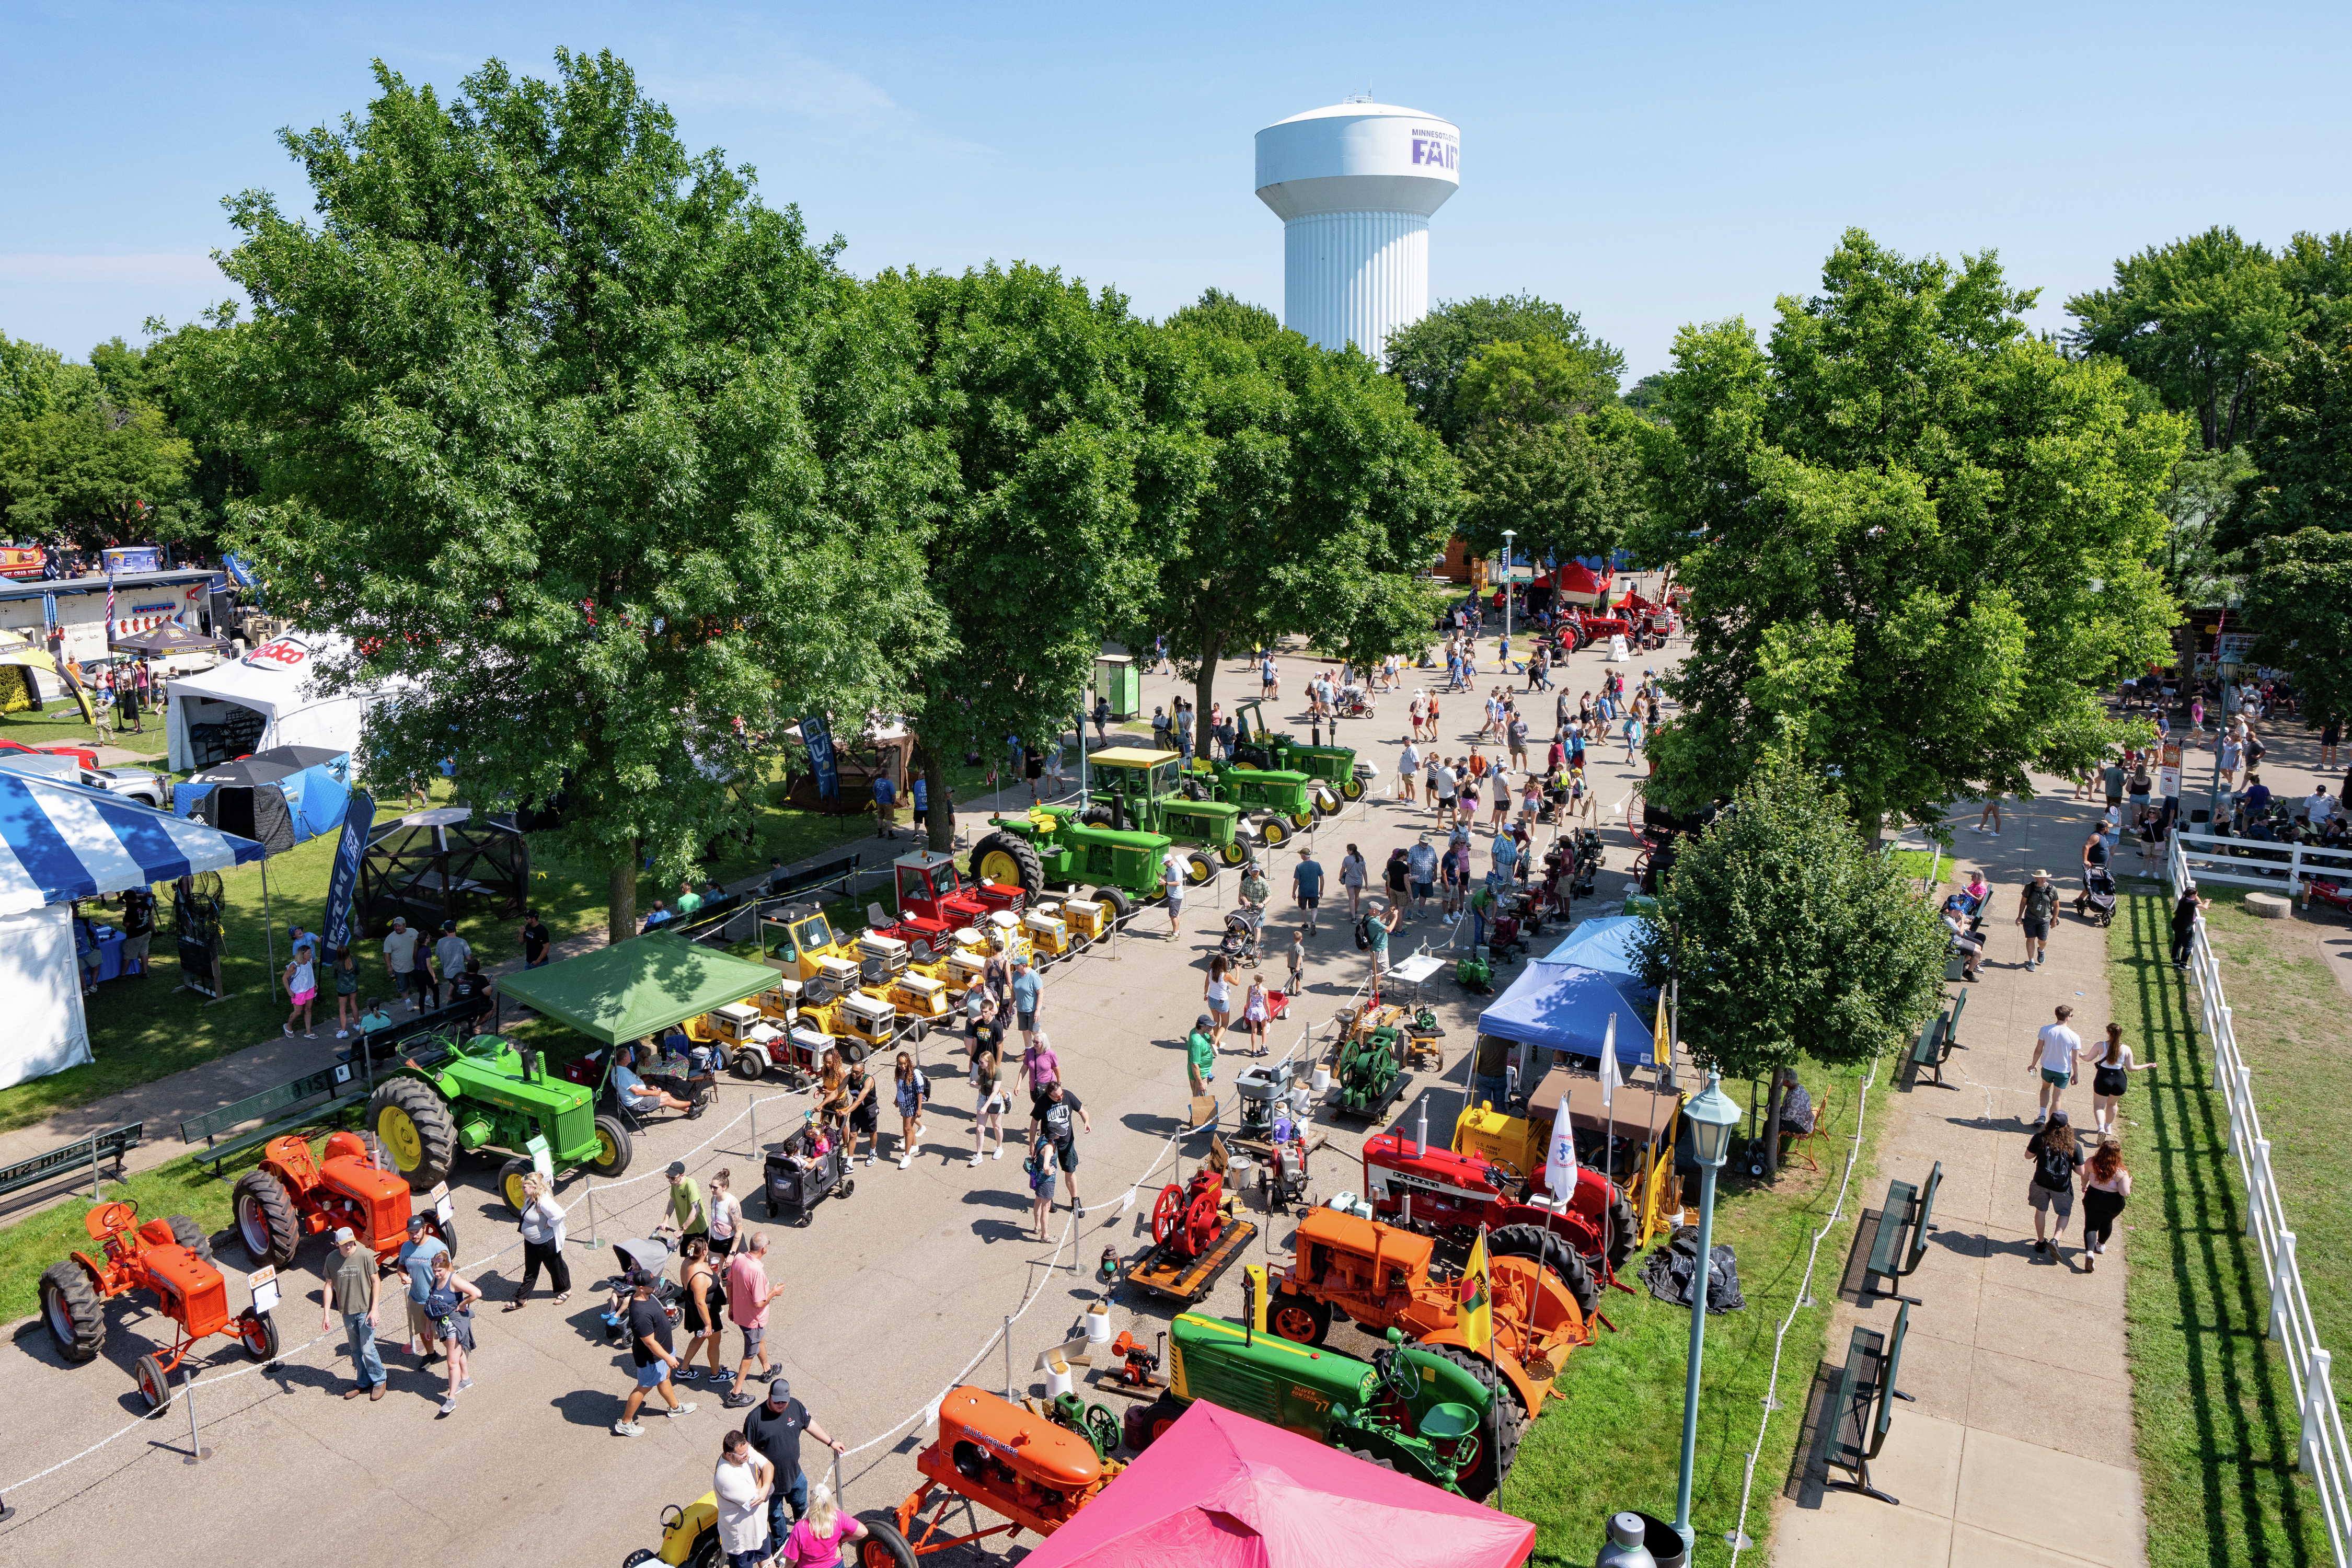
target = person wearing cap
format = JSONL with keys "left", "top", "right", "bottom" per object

{"left": 613, "top": 1270, "right": 696, "bottom": 1436}
{"left": 2015, "top": 869, "right": 2061, "bottom": 971}
{"left": 431, "top": 919, "right": 471, "bottom": 1010}
{"left": 742, "top": 1376, "right": 847, "bottom": 1538}
{"left": 2024, "top": 1108, "right": 2083, "bottom": 1262}
{"left": 1366, "top": 899, "right": 1399, "bottom": 979}
{"left": 1289, "top": 848, "right": 1323, "bottom": 935}
{"left": 396, "top": 1214, "right": 450, "bottom": 1368}
{"left": 321, "top": 1226, "right": 386, "bottom": 1401}
{"left": 382, "top": 915, "right": 424, "bottom": 1012}
{"left": 1186, "top": 1014, "right": 1217, "bottom": 1099}
{"left": 1010, "top": 956, "right": 1042, "bottom": 1052}
{"left": 1406, "top": 836, "right": 1437, "bottom": 917}
{"left": 666, "top": 1161, "right": 709, "bottom": 1246}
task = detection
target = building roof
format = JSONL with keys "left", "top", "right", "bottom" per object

{"left": 0, "top": 568, "right": 222, "bottom": 605}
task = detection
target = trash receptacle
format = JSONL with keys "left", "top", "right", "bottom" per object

{"left": 1596, "top": 1512, "right": 1687, "bottom": 1568}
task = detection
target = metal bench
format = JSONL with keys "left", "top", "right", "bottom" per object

{"left": 763, "top": 851, "right": 863, "bottom": 905}
{"left": 0, "top": 1121, "right": 143, "bottom": 1205}
{"left": 179, "top": 1063, "right": 370, "bottom": 1173}
{"left": 1827, "top": 1300, "right": 1915, "bottom": 1504}
{"left": 1862, "top": 1160, "right": 1943, "bottom": 1305}
{"left": 354, "top": 998, "right": 497, "bottom": 1063}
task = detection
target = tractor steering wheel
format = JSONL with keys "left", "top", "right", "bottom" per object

{"left": 1369, "top": 1345, "right": 1420, "bottom": 1404}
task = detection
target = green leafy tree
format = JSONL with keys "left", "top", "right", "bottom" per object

{"left": 183, "top": 51, "right": 939, "bottom": 940}
{"left": 105, "top": 320, "right": 262, "bottom": 548}
{"left": 1455, "top": 400, "right": 1652, "bottom": 564}
{"left": 1140, "top": 291, "right": 1457, "bottom": 752}
{"left": 1642, "top": 230, "right": 2185, "bottom": 836}
{"left": 0, "top": 332, "right": 100, "bottom": 418}
{"left": 1382, "top": 294, "right": 1623, "bottom": 447}
{"left": 871, "top": 261, "right": 1172, "bottom": 847}
{"left": 2217, "top": 328, "right": 2352, "bottom": 552}
{"left": 2155, "top": 446, "right": 2256, "bottom": 603}
{"left": 2244, "top": 529, "right": 2352, "bottom": 729}
{"left": 0, "top": 404, "right": 195, "bottom": 550}
{"left": 1632, "top": 744, "right": 1949, "bottom": 1170}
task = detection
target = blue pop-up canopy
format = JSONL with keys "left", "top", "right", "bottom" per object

{"left": 1478, "top": 916, "right": 1657, "bottom": 1066}
{"left": 1540, "top": 915, "right": 1646, "bottom": 976}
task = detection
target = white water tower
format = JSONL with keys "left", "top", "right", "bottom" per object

{"left": 1255, "top": 100, "right": 1459, "bottom": 359}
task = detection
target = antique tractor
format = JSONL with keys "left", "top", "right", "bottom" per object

{"left": 762, "top": 906, "right": 866, "bottom": 1004}
{"left": 868, "top": 848, "right": 1028, "bottom": 962}
{"left": 1270, "top": 1206, "right": 1590, "bottom": 1440}
{"left": 1081, "top": 746, "right": 1249, "bottom": 867}
{"left": 1132, "top": 1312, "right": 1512, "bottom": 1500}
{"left": 967, "top": 805, "right": 1173, "bottom": 914}
{"left": 232, "top": 1129, "right": 459, "bottom": 1269}
{"left": 1151, "top": 1167, "right": 1229, "bottom": 1262}
{"left": 366, "top": 1032, "right": 632, "bottom": 1204}
{"left": 879, "top": 1385, "right": 1119, "bottom": 1560}
{"left": 1328, "top": 1008, "right": 1422, "bottom": 1121}
{"left": 1187, "top": 755, "right": 1325, "bottom": 844}
{"left": 1227, "top": 698, "right": 1364, "bottom": 810}
{"left": 40, "top": 1199, "right": 281, "bottom": 1412}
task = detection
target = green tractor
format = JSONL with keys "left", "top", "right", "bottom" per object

{"left": 1229, "top": 698, "right": 1365, "bottom": 813}
{"left": 1186, "top": 756, "right": 1322, "bottom": 848}
{"left": 365, "top": 1033, "right": 632, "bottom": 1206}
{"left": 968, "top": 803, "right": 1198, "bottom": 910}
{"left": 1081, "top": 746, "right": 1249, "bottom": 868}
{"left": 1132, "top": 1313, "right": 1516, "bottom": 1500}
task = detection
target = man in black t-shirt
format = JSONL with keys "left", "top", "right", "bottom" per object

{"left": 613, "top": 1271, "right": 693, "bottom": 1436}
{"left": 120, "top": 888, "right": 155, "bottom": 975}
{"left": 448, "top": 959, "right": 496, "bottom": 1031}
{"left": 743, "top": 1377, "right": 847, "bottom": 1538}
{"left": 520, "top": 909, "right": 550, "bottom": 969}
{"left": 1030, "top": 1080, "right": 1093, "bottom": 1218}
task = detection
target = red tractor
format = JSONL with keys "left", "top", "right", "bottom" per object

{"left": 1359, "top": 1131, "right": 1635, "bottom": 1316}
{"left": 230, "top": 1130, "right": 455, "bottom": 1270}
{"left": 872, "top": 849, "right": 1027, "bottom": 961}
{"left": 40, "top": 1200, "right": 281, "bottom": 1411}
{"left": 1151, "top": 1168, "right": 1227, "bottom": 1262}
{"left": 1556, "top": 605, "right": 1636, "bottom": 653}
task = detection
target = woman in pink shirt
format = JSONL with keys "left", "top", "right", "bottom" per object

{"left": 1018, "top": 1034, "right": 1060, "bottom": 1098}
{"left": 777, "top": 1482, "right": 867, "bottom": 1567}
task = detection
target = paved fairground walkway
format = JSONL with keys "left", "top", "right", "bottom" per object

{"left": 1777, "top": 778, "right": 2148, "bottom": 1568}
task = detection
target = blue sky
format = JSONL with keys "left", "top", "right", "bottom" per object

{"left": 6, "top": 1, "right": 2347, "bottom": 381}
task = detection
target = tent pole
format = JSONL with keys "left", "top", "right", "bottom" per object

{"left": 263, "top": 857, "right": 278, "bottom": 998}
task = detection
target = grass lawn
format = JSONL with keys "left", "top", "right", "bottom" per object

{"left": 0, "top": 694, "right": 161, "bottom": 757}
{"left": 1, "top": 1146, "right": 266, "bottom": 1323}
{"left": 1500, "top": 1058, "right": 1887, "bottom": 1566}
{"left": 2111, "top": 890, "right": 2335, "bottom": 1568}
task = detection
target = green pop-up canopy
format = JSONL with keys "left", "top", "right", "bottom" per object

{"left": 497, "top": 933, "right": 778, "bottom": 1045}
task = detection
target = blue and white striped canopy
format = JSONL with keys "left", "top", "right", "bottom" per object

{"left": 0, "top": 770, "right": 264, "bottom": 915}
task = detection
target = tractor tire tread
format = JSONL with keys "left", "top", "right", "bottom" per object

{"left": 1423, "top": 1342, "right": 1524, "bottom": 1500}
{"left": 167, "top": 1213, "right": 215, "bottom": 1265}
{"left": 40, "top": 1261, "right": 105, "bottom": 1363}
{"left": 967, "top": 832, "right": 1046, "bottom": 899}
{"left": 368, "top": 1076, "right": 460, "bottom": 1191}
{"left": 1490, "top": 1223, "right": 1600, "bottom": 1319}
{"left": 232, "top": 1169, "right": 303, "bottom": 1268}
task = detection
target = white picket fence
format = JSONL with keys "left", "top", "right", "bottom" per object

{"left": 2166, "top": 829, "right": 2352, "bottom": 1565}
{"left": 2172, "top": 826, "right": 2352, "bottom": 898}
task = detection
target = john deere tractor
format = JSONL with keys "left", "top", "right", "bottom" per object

{"left": 365, "top": 1033, "right": 632, "bottom": 1198}
{"left": 968, "top": 804, "right": 1187, "bottom": 915}
{"left": 1082, "top": 747, "right": 1248, "bottom": 868}
{"left": 1230, "top": 698, "right": 1364, "bottom": 812}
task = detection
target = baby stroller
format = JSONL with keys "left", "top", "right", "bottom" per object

{"left": 600, "top": 1235, "right": 684, "bottom": 1344}
{"left": 1221, "top": 906, "right": 1264, "bottom": 963}
{"left": 1334, "top": 686, "right": 1376, "bottom": 719}
{"left": 2077, "top": 867, "right": 2117, "bottom": 927}
{"left": 763, "top": 1116, "right": 853, "bottom": 1226}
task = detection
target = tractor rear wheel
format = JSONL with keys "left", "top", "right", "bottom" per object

{"left": 358, "top": 1131, "right": 394, "bottom": 1171}
{"left": 1185, "top": 851, "right": 1216, "bottom": 885}
{"left": 855, "top": 1517, "right": 918, "bottom": 1568}
{"left": 1269, "top": 1293, "right": 1331, "bottom": 1346}
{"left": 1490, "top": 1224, "right": 1600, "bottom": 1319}
{"left": 39, "top": 1261, "right": 104, "bottom": 1363}
{"left": 1602, "top": 1191, "right": 1638, "bottom": 1275}
{"left": 238, "top": 1310, "right": 280, "bottom": 1362}
{"left": 232, "top": 1169, "right": 303, "bottom": 1268}
{"left": 499, "top": 1158, "right": 533, "bottom": 1217}
{"left": 168, "top": 1213, "right": 215, "bottom": 1265}
{"left": 590, "top": 1114, "right": 635, "bottom": 1178}
{"left": 731, "top": 1047, "right": 765, "bottom": 1081}
{"left": 1336, "top": 1443, "right": 1397, "bottom": 1473}
{"left": 368, "top": 1077, "right": 459, "bottom": 1190}
{"left": 1079, "top": 805, "right": 1113, "bottom": 827}
{"left": 1423, "top": 1343, "right": 1526, "bottom": 1500}
{"left": 135, "top": 1352, "right": 173, "bottom": 1414}
{"left": 968, "top": 832, "right": 1045, "bottom": 899}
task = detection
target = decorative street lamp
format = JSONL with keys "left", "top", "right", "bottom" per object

{"left": 1671, "top": 1067, "right": 1744, "bottom": 1558}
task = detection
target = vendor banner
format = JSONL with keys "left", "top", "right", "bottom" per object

{"left": 320, "top": 790, "right": 375, "bottom": 960}
{"left": 2159, "top": 742, "right": 2183, "bottom": 800}
{"left": 802, "top": 713, "right": 839, "bottom": 801}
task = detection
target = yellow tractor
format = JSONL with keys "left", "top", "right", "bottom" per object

{"left": 853, "top": 929, "right": 955, "bottom": 1030}
{"left": 760, "top": 906, "right": 863, "bottom": 1004}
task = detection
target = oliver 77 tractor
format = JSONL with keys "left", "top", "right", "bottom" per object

{"left": 1080, "top": 746, "right": 1249, "bottom": 867}
{"left": 41, "top": 1199, "right": 281, "bottom": 1412}
{"left": 366, "top": 1032, "right": 632, "bottom": 1203}
{"left": 1132, "top": 1312, "right": 1513, "bottom": 1500}
{"left": 1228, "top": 698, "right": 1365, "bottom": 810}
{"left": 967, "top": 806, "right": 1180, "bottom": 912}
{"left": 233, "top": 1129, "right": 459, "bottom": 1270}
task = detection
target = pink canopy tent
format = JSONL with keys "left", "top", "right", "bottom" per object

{"left": 1016, "top": 1401, "right": 1536, "bottom": 1568}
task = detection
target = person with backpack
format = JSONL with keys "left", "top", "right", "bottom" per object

{"left": 891, "top": 1052, "right": 929, "bottom": 1169}
{"left": 2015, "top": 869, "right": 2061, "bottom": 971}
{"left": 2024, "top": 1111, "right": 2083, "bottom": 1263}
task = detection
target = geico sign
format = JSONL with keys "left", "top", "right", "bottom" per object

{"left": 244, "top": 638, "right": 312, "bottom": 669}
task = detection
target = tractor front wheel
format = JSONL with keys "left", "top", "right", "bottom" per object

{"left": 232, "top": 1169, "right": 303, "bottom": 1269}
{"left": 1289, "top": 810, "right": 1316, "bottom": 832}
{"left": 136, "top": 1352, "right": 173, "bottom": 1414}
{"left": 368, "top": 1077, "right": 459, "bottom": 1191}
{"left": 855, "top": 1517, "right": 918, "bottom": 1568}
{"left": 1185, "top": 851, "right": 1216, "bottom": 885}
{"left": 1258, "top": 815, "right": 1289, "bottom": 848}
{"left": 968, "top": 832, "right": 1046, "bottom": 899}
{"left": 1269, "top": 1293, "right": 1331, "bottom": 1346}
{"left": 499, "top": 1158, "right": 534, "bottom": 1218}
{"left": 238, "top": 1310, "right": 280, "bottom": 1363}
{"left": 1341, "top": 776, "right": 1366, "bottom": 801}
{"left": 1218, "top": 840, "right": 1248, "bottom": 867}
{"left": 590, "top": 1114, "right": 635, "bottom": 1179}
{"left": 731, "top": 1048, "right": 765, "bottom": 1081}
{"left": 1312, "top": 785, "right": 1340, "bottom": 816}
{"left": 40, "top": 1261, "right": 104, "bottom": 1363}
{"left": 1098, "top": 885, "right": 1134, "bottom": 929}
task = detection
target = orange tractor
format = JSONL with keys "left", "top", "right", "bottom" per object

{"left": 40, "top": 1200, "right": 281, "bottom": 1412}
{"left": 871, "top": 1385, "right": 1120, "bottom": 1562}
{"left": 1267, "top": 1206, "right": 1590, "bottom": 1475}
{"left": 230, "top": 1131, "right": 456, "bottom": 1270}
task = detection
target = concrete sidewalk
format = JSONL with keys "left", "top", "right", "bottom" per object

{"left": 1775, "top": 781, "right": 2150, "bottom": 1568}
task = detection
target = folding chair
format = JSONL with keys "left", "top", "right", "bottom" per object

{"left": 1782, "top": 1082, "right": 1835, "bottom": 1173}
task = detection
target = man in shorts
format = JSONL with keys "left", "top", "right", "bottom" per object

{"left": 1010, "top": 956, "right": 1042, "bottom": 1050}
{"left": 2015, "top": 869, "right": 2061, "bottom": 971}
{"left": 1291, "top": 849, "right": 1324, "bottom": 935}
{"left": 613, "top": 1270, "right": 695, "bottom": 1435}
{"left": 1161, "top": 847, "right": 1185, "bottom": 935}
{"left": 1407, "top": 835, "right": 1438, "bottom": 917}
{"left": 724, "top": 1233, "right": 785, "bottom": 1395}
{"left": 2024, "top": 1004, "right": 2083, "bottom": 1124}
{"left": 1030, "top": 1079, "right": 1093, "bottom": 1221}
{"left": 382, "top": 916, "right": 425, "bottom": 1011}
{"left": 395, "top": 1214, "right": 448, "bottom": 1368}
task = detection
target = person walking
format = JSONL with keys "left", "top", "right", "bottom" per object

{"left": 520, "top": 908, "right": 551, "bottom": 969}
{"left": 430, "top": 920, "right": 471, "bottom": 1009}
{"left": 1161, "top": 846, "right": 1186, "bottom": 936}
{"left": 505, "top": 1171, "right": 571, "bottom": 1309}
{"left": 706, "top": 1169, "right": 741, "bottom": 1259}
{"left": 327, "top": 945, "right": 362, "bottom": 1038}
{"left": 1292, "top": 848, "right": 1324, "bottom": 935}
{"left": 839, "top": 1056, "right": 879, "bottom": 1167}
{"left": 321, "top": 1226, "right": 386, "bottom": 1402}
{"left": 1241, "top": 974, "right": 1272, "bottom": 1057}
{"left": 1433, "top": 758, "right": 1458, "bottom": 823}
{"left": 666, "top": 1161, "right": 710, "bottom": 1250}
{"left": 1186, "top": 1012, "right": 1217, "bottom": 1100}
{"left": 614, "top": 1269, "right": 696, "bottom": 1434}
{"left": 2024, "top": 1111, "right": 2083, "bottom": 1264}
{"left": 281, "top": 943, "right": 318, "bottom": 1039}
{"left": 1338, "top": 845, "right": 1367, "bottom": 919}
{"left": 970, "top": 1044, "right": 1007, "bottom": 1166}
{"left": 1974, "top": 794, "right": 2003, "bottom": 836}
{"left": 2025, "top": 1004, "right": 2083, "bottom": 1124}
{"left": 1030, "top": 1078, "right": 1093, "bottom": 1222}
{"left": 743, "top": 1377, "right": 847, "bottom": 1542}
{"left": 396, "top": 1214, "right": 448, "bottom": 1369}
{"left": 2171, "top": 881, "right": 2210, "bottom": 969}
{"left": 1203, "top": 955, "right": 1235, "bottom": 1043}
{"left": 1397, "top": 741, "right": 1420, "bottom": 801}
{"left": 2079, "top": 1137, "right": 2131, "bottom": 1272}
{"left": 891, "top": 1051, "right": 929, "bottom": 1169}
{"left": 2016, "top": 869, "right": 2060, "bottom": 970}
{"left": 674, "top": 1236, "right": 727, "bottom": 1387}
{"left": 2085, "top": 1022, "right": 2155, "bottom": 1135}
{"left": 721, "top": 1233, "right": 786, "bottom": 1405}
{"left": 713, "top": 1431, "right": 776, "bottom": 1568}
{"left": 422, "top": 1252, "right": 480, "bottom": 1417}
{"left": 1010, "top": 955, "right": 1041, "bottom": 1051}
{"left": 1366, "top": 898, "right": 1398, "bottom": 981}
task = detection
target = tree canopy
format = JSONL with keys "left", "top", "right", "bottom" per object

{"left": 1642, "top": 230, "right": 2183, "bottom": 835}
{"left": 2217, "top": 326, "right": 2352, "bottom": 553}
{"left": 0, "top": 329, "right": 198, "bottom": 550}
{"left": 2245, "top": 528, "right": 2352, "bottom": 727}
{"left": 1382, "top": 294, "right": 1623, "bottom": 448}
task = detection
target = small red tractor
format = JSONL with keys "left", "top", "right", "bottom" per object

{"left": 1359, "top": 1129, "right": 1636, "bottom": 1315}
{"left": 870, "top": 849, "right": 1027, "bottom": 961}
{"left": 1151, "top": 1168, "right": 1228, "bottom": 1262}
{"left": 1555, "top": 605, "right": 1636, "bottom": 653}
{"left": 40, "top": 1200, "right": 281, "bottom": 1411}
{"left": 230, "top": 1130, "right": 456, "bottom": 1270}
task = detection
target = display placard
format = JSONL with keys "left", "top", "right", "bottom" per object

{"left": 526, "top": 1134, "right": 555, "bottom": 1182}
{"left": 2159, "top": 741, "right": 2183, "bottom": 800}
{"left": 428, "top": 1180, "right": 454, "bottom": 1225}
{"left": 248, "top": 1265, "right": 280, "bottom": 1315}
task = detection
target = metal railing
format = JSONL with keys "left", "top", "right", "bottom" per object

{"left": 2166, "top": 829, "right": 2352, "bottom": 1565}
{"left": 2172, "top": 827, "right": 2352, "bottom": 898}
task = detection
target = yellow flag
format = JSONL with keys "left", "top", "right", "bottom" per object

{"left": 1244, "top": 1264, "right": 1269, "bottom": 1334}
{"left": 1460, "top": 1230, "right": 1494, "bottom": 1354}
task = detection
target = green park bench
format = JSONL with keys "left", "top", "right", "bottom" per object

{"left": 1862, "top": 1159, "right": 1943, "bottom": 1306}
{"left": 1827, "top": 1299, "right": 1916, "bottom": 1505}
{"left": 1907, "top": 989, "right": 1967, "bottom": 1087}
{"left": 179, "top": 1061, "right": 370, "bottom": 1174}
{"left": 0, "top": 1122, "right": 143, "bottom": 1205}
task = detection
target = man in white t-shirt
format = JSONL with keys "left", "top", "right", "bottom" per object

{"left": 2023, "top": 1004, "right": 2083, "bottom": 1125}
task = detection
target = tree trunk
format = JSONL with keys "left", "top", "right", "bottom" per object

{"left": 915, "top": 737, "right": 953, "bottom": 853}
{"left": 1763, "top": 1074, "right": 1785, "bottom": 1173}
{"left": 1193, "top": 633, "right": 1223, "bottom": 756}
{"left": 607, "top": 844, "right": 639, "bottom": 946}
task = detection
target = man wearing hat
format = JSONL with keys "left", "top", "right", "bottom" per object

{"left": 613, "top": 1270, "right": 696, "bottom": 1436}
{"left": 741, "top": 1376, "right": 848, "bottom": 1539}
{"left": 321, "top": 1226, "right": 386, "bottom": 1401}
{"left": 2015, "top": 869, "right": 2061, "bottom": 971}
{"left": 1186, "top": 1014, "right": 1217, "bottom": 1099}
{"left": 396, "top": 1213, "right": 449, "bottom": 1367}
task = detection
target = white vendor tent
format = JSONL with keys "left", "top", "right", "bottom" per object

{"left": 0, "top": 769, "right": 266, "bottom": 1090}
{"left": 166, "top": 631, "right": 389, "bottom": 773}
